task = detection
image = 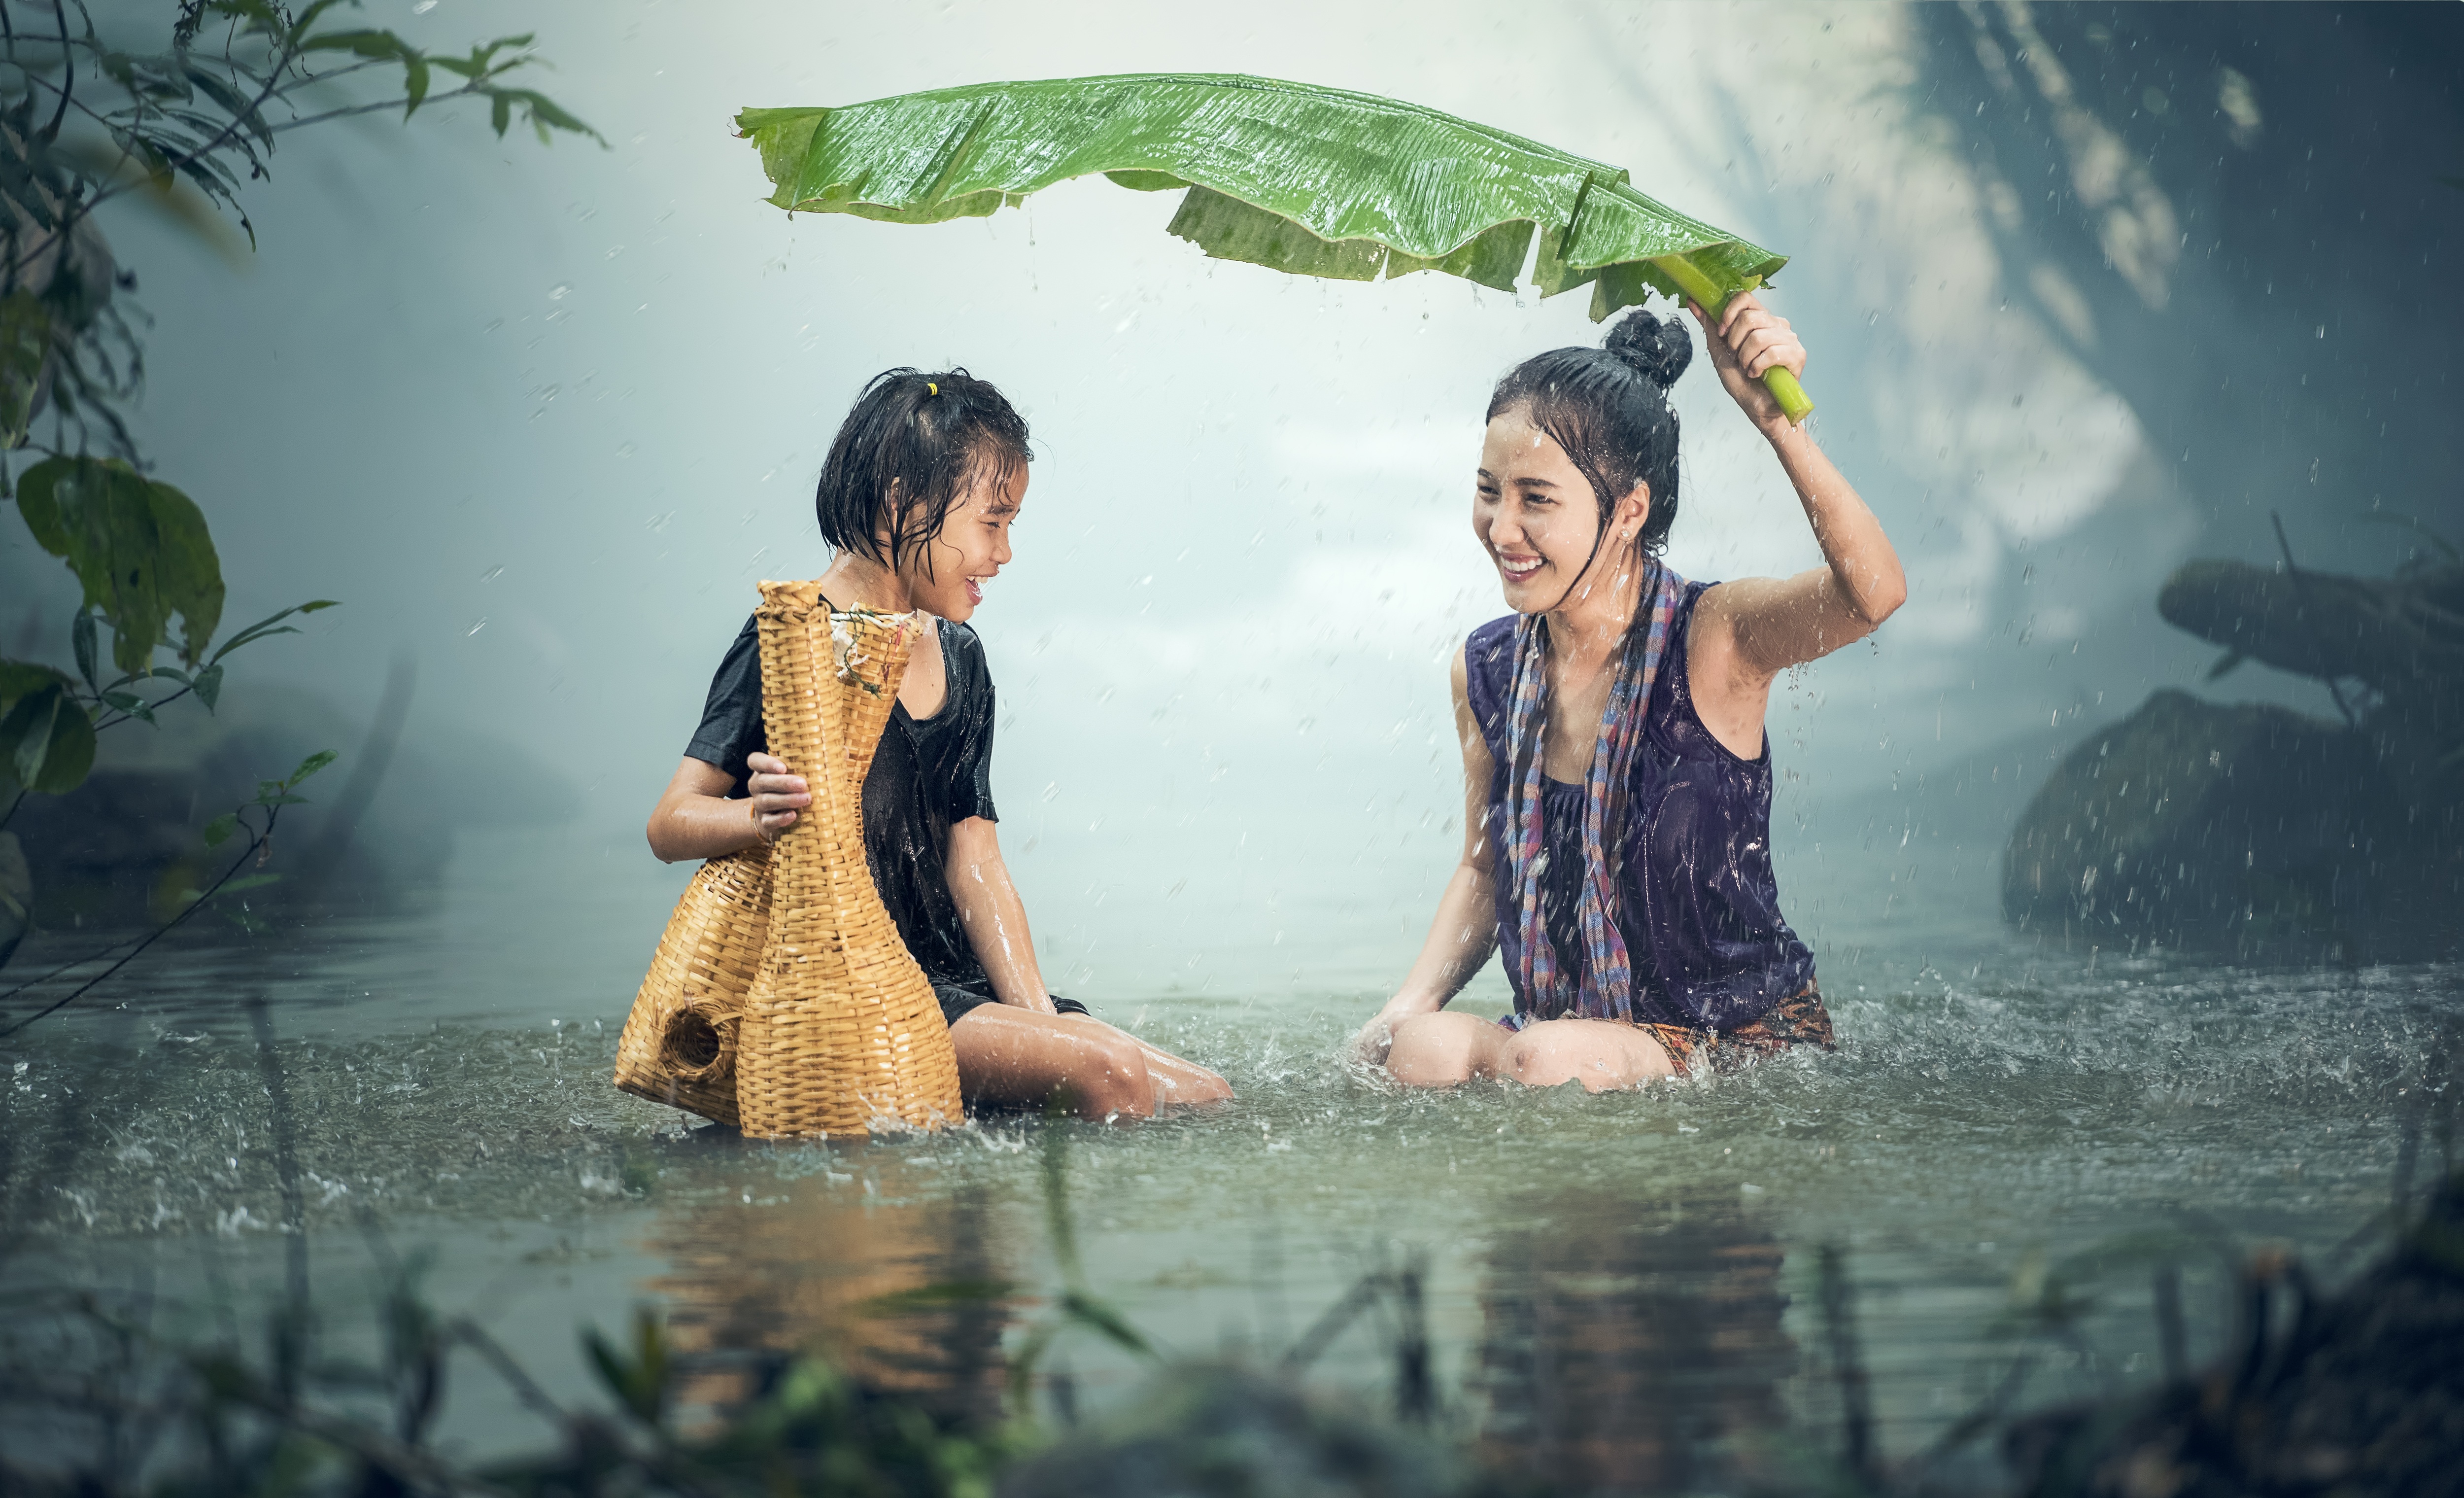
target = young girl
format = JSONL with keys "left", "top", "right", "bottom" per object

{"left": 1355, "top": 296, "right": 1904, "bottom": 1090}
{"left": 648, "top": 368, "right": 1232, "bottom": 1120}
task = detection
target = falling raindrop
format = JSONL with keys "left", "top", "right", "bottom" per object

{"left": 466, "top": 619, "right": 487, "bottom": 637}
{"left": 479, "top": 566, "right": 504, "bottom": 583}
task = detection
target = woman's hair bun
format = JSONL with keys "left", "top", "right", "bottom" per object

{"left": 1603, "top": 308, "right": 1692, "bottom": 388}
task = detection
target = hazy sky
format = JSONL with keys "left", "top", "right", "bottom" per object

{"left": 5, "top": 0, "right": 2345, "bottom": 993}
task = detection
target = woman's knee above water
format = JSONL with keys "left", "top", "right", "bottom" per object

{"left": 1496, "top": 1022, "right": 1677, "bottom": 1091}
{"left": 1381, "top": 1011, "right": 1489, "bottom": 1087}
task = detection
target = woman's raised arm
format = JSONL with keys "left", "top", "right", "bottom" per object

{"left": 1351, "top": 645, "right": 1501, "bottom": 1061}
{"left": 1688, "top": 294, "right": 1906, "bottom": 685}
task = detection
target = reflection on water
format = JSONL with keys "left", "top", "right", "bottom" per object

{"left": 0, "top": 825, "right": 2452, "bottom": 1471}
{"left": 1477, "top": 1188, "right": 1797, "bottom": 1496}
{"left": 650, "top": 1153, "right": 1016, "bottom": 1425}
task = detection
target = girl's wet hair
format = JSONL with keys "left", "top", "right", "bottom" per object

{"left": 815, "top": 367, "right": 1030, "bottom": 576}
{"left": 1486, "top": 309, "right": 1692, "bottom": 554}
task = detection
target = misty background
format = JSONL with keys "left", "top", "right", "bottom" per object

{"left": 6, "top": 0, "right": 2457, "bottom": 1012}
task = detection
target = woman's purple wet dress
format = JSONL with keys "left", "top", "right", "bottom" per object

{"left": 1464, "top": 582, "right": 1824, "bottom": 1046}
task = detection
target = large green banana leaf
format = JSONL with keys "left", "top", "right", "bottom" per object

{"left": 737, "top": 73, "right": 1811, "bottom": 420}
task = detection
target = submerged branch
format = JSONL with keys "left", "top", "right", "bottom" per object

{"left": 0, "top": 926, "right": 147, "bottom": 1003}
{"left": 0, "top": 800, "right": 284, "bottom": 1038}
{"left": 2158, "top": 557, "right": 2464, "bottom": 701}
{"left": 2272, "top": 512, "right": 2360, "bottom": 729}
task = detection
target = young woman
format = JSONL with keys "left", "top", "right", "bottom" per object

{"left": 1354, "top": 295, "right": 1905, "bottom": 1090}
{"left": 649, "top": 368, "right": 1232, "bottom": 1121}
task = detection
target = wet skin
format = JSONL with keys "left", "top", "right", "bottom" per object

{"left": 1359, "top": 294, "right": 1907, "bottom": 1092}
{"left": 647, "top": 462, "right": 1232, "bottom": 1120}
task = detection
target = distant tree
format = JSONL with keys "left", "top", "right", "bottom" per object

{"left": 0, "top": 0, "right": 596, "bottom": 977}
{"left": 1929, "top": 7, "right": 2464, "bottom": 961}
{"left": 1913, "top": 4, "right": 2464, "bottom": 559}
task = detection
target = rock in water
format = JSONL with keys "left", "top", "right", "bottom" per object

{"left": 2006, "top": 551, "right": 2464, "bottom": 963}
{"left": 2004, "top": 689, "right": 2460, "bottom": 962}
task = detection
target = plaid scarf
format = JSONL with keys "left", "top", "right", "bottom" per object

{"left": 1502, "top": 560, "right": 1688, "bottom": 1023}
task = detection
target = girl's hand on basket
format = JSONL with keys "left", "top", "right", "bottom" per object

{"left": 1691, "top": 292, "right": 1806, "bottom": 440}
{"left": 745, "top": 752, "right": 809, "bottom": 843}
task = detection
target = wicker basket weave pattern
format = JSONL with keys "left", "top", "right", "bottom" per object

{"left": 612, "top": 581, "right": 964, "bottom": 1137}
{"left": 611, "top": 844, "right": 772, "bottom": 1127}
{"left": 733, "top": 582, "right": 964, "bottom": 1138}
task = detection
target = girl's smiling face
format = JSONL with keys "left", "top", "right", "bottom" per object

{"left": 1475, "top": 408, "right": 1646, "bottom": 614}
{"left": 894, "top": 459, "right": 1026, "bottom": 623}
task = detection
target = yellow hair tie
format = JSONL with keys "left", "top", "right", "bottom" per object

{"left": 926, "top": 382, "right": 938, "bottom": 396}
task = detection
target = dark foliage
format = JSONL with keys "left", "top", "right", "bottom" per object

{"left": 2006, "top": 1170, "right": 2464, "bottom": 1498}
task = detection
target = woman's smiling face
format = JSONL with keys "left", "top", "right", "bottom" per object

{"left": 894, "top": 459, "right": 1026, "bottom": 622}
{"left": 1476, "top": 407, "right": 1640, "bottom": 614}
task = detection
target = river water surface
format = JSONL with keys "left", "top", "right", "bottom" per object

{"left": 3, "top": 817, "right": 2450, "bottom": 1493}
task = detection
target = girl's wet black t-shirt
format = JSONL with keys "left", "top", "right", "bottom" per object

{"left": 684, "top": 613, "right": 999, "bottom": 993}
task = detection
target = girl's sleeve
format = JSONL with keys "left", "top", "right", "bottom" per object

{"left": 942, "top": 630, "right": 1000, "bottom": 824}
{"left": 683, "top": 614, "right": 766, "bottom": 794}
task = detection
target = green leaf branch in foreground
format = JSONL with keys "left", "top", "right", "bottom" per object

{"left": 0, "top": 661, "right": 94, "bottom": 796}
{"left": 14, "top": 456, "right": 223, "bottom": 672}
{"left": 7, "top": 453, "right": 338, "bottom": 736}
{"left": 0, "top": 4, "right": 601, "bottom": 458}
{"left": 0, "top": 594, "right": 340, "bottom": 836}
{"left": 299, "top": 26, "right": 607, "bottom": 145}
{"left": 0, "top": 3, "right": 598, "bottom": 828}
{"left": 738, "top": 73, "right": 1813, "bottom": 421}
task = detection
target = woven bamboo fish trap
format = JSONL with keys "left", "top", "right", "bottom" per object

{"left": 612, "top": 581, "right": 965, "bottom": 1137}
{"left": 611, "top": 842, "right": 772, "bottom": 1127}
